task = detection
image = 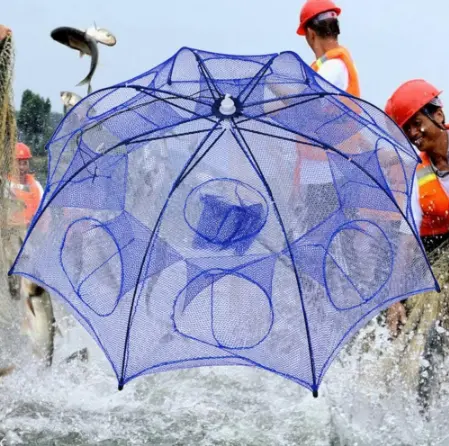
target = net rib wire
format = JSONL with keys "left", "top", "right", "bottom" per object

{"left": 8, "top": 110, "right": 217, "bottom": 274}
{"left": 132, "top": 86, "right": 214, "bottom": 108}
{"left": 237, "top": 55, "right": 277, "bottom": 103}
{"left": 47, "top": 110, "right": 215, "bottom": 193}
{"left": 133, "top": 87, "right": 216, "bottom": 123}
{"left": 49, "top": 88, "right": 211, "bottom": 146}
{"left": 241, "top": 91, "right": 420, "bottom": 161}
{"left": 119, "top": 120, "right": 225, "bottom": 388}
{"left": 231, "top": 120, "right": 319, "bottom": 394}
{"left": 194, "top": 52, "right": 222, "bottom": 99}
{"left": 237, "top": 115, "right": 438, "bottom": 288}
{"left": 46, "top": 91, "right": 215, "bottom": 189}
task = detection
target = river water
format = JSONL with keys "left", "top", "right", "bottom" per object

{"left": 1, "top": 296, "right": 449, "bottom": 446}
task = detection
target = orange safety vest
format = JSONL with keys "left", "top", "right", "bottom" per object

{"left": 7, "top": 173, "right": 43, "bottom": 226}
{"left": 291, "top": 47, "right": 361, "bottom": 196}
{"left": 311, "top": 46, "right": 360, "bottom": 97}
{"left": 416, "top": 152, "right": 449, "bottom": 237}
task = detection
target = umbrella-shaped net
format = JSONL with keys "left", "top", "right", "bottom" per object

{"left": 10, "top": 48, "right": 438, "bottom": 395}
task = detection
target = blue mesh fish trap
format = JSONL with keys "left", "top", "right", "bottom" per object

{"left": 9, "top": 47, "right": 438, "bottom": 396}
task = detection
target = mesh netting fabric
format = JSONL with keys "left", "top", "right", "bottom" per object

{"left": 0, "top": 32, "right": 16, "bottom": 181}
{"left": 10, "top": 48, "right": 437, "bottom": 394}
{"left": 0, "top": 32, "right": 17, "bottom": 225}
{"left": 0, "top": 31, "right": 19, "bottom": 325}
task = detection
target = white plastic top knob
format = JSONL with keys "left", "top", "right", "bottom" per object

{"left": 219, "top": 94, "right": 236, "bottom": 116}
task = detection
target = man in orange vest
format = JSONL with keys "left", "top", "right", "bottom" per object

{"left": 5, "top": 142, "right": 44, "bottom": 299}
{"left": 385, "top": 79, "right": 449, "bottom": 335}
{"left": 297, "top": 0, "right": 360, "bottom": 97}
{"left": 287, "top": 1, "right": 361, "bottom": 230}
{"left": 6, "top": 142, "right": 44, "bottom": 227}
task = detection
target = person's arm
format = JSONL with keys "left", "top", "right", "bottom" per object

{"left": 263, "top": 81, "right": 304, "bottom": 115}
{"left": 265, "top": 57, "right": 349, "bottom": 116}
{"left": 386, "top": 176, "right": 422, "bottom": 336}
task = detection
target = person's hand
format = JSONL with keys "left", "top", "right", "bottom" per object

{"left": 0, "top": 25, "right": 11, "bottom": 41}
{"left": 386, "top": 302, "right": 407, "bottom": 337}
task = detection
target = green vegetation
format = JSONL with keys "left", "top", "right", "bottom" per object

{"left": 16, "top": 89, "right": 63, "bottom": 186}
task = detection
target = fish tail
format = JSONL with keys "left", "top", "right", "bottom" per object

{"left": 76, "top": 77, "right": 93, "bottom": 95}
{"left": 76, "top": 37, "right": 97, "bottom": 95}
{"left": 76, "top": 77, "right": 89, "bottom": 87}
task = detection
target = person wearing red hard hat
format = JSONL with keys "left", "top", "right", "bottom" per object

{"left": 385, "top": 79, "right": 449, "bottom": 335}
{"left": 297, "top": 0, "right": 360, "bottom": 97}
{"left": 283, "top": 1, "right": 361, "bottom": 243}
{"left": 386, "top": 79, "right": 449, "bottom": 251}
{"left": 4, "top": 142, "right": 44, "bottom": 300}
{"left": 6, "top": 142, "right": 44, "bottom": 227}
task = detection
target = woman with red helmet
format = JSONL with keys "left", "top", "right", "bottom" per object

{"left": 296, "top": 0, "right": 360, "bottom": 96}
{"left": 386, "top": 79, "right": 449, "bottom": 252}
{"left": 385, "top": 79, "right": 449, "bottom": 335}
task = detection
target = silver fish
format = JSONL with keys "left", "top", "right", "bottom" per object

{"left": 51, "top": 26, "right": 99, "bottom": 94}
{"left": 60, "top": 90, "right": 83, "bottom": 114}
{"left": 20, "top": 278, "right": 56, "bottom": 366}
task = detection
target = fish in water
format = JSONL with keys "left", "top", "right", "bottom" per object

{"left": 417, "top": 320, "right": 448, "bottom": 414}
{"left": 0, "top": 348, "right": 88, "bottom": 380}
{"left": 64, "top": 347, "right": 89, "bottom": 364}
{"left": 0, "top": 349, "right": 88, "bottom": 380}
{"left": 60, "top": 91, "right": 82, "bottom": 114}
{"left": 50, "top": 25, "right": 116, "bottom": 94}
{"left": 20, "top": 277, "right": 56, "bottom": 366}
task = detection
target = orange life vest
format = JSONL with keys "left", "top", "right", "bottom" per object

{"left": 416, "top": 151, "right": 449, "bottom": 237}
{"left": 7, "top": 173, "right": 43, "bottom": 226}
{"left": 291, "top": 47, "right": 361, "bottom": 196}
{"left": 311, "top": 46, "right": 360, "bottom": 97}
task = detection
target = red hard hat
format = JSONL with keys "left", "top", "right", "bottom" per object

{"left": 297, "top": 0, "right": 341, "bottom": 36}
{"left": 15, "top": 142, "right": 32, "bottom": 160}
{"left": 385, "top": 79, "right": 443, "bottom": 128}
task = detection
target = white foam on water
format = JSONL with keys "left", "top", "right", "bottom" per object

{"left": 1, "top": 299, "right": 449, "bottom": 445}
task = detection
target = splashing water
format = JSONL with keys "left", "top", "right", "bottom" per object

{"left": 1, "top": 296, "right": 449, "bottom": 445}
